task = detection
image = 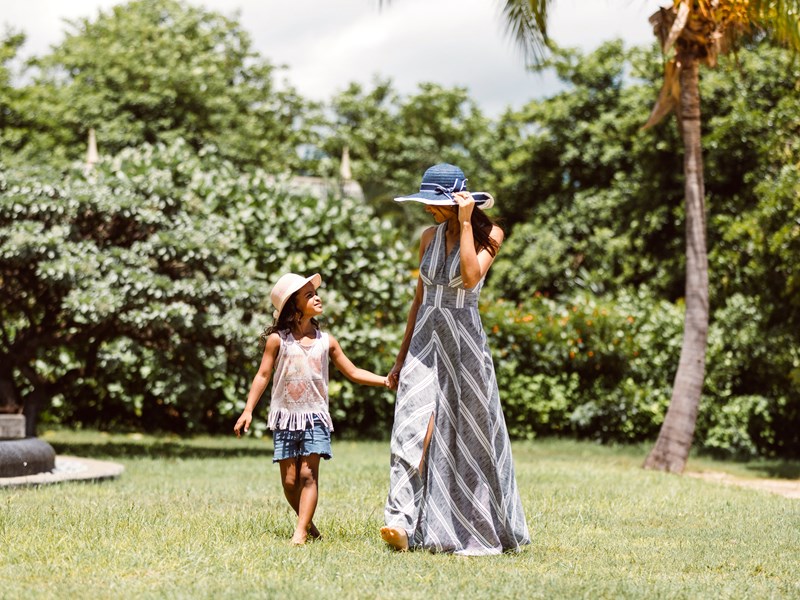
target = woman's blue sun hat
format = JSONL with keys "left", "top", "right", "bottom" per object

{"left": 394, "top": 163, "right": 495, "bottom": 209}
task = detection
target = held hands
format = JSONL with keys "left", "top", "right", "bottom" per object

{"left": 454, "top": 192, "right": 475, "bottom": 223}
{"left": 387, "top": 363, "right": 402, "bottom": 390}
{"left": 233, "top": 410, "right": 252, "bottom": 438}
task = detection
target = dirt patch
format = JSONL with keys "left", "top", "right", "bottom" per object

{"left": 686, "top": 470, "right": 800, "bottom": 499}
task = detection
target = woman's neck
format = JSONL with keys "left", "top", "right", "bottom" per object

{"left": 445, "top": 216, "right": 460, "bottom": 237}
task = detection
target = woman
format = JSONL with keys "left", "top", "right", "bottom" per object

{"left": 382, "top": 163, "right": 530, "bottom": 555}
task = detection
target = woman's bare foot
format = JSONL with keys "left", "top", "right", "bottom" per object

{"left": 380, "top": 526, "right": 409, "bottom": 551}
{"left": 308, "top": 523, "right": 322, "bottom": 541}
{"left": 290, "top": 530, "right": 307, "bottom": 546}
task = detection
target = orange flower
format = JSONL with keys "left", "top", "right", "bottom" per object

{"left": 587, "top": 351, "right": 594, "bottom": 357}
{"left": 627, "top": 316, "right": 635, "bottom": 323}
{"left": 569, "top": 351, "right": 575, "bottom": 359}
{"left": 522, "top": 314, "right": 534, "bottom": 322}
{"left": 492, "top": 325, "right": 499, "bottom": 334}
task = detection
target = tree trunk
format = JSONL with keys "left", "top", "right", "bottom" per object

{"left": 643, "top": 57, "right": 709, "bottom": 474}
{"left": 22, "top": 387, "right": 48, "bottom": 438}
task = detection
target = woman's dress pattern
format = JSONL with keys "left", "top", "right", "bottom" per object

{"left": 384, "top": 222, "right": 530, "bottom": 555}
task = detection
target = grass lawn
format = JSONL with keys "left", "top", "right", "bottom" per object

{"left": 1, "top": 431, "right": 798, "bottom": 599}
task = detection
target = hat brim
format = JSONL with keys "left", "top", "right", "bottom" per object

{"left": 394, "top": 192, "right": 494, "bottom": 208}
{"left": 274, "top": 273, "right": 322, "bottom": 320}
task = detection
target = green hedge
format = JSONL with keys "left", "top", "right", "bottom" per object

{"left": 483, "top": 290, "right": 800, "bottom": 458}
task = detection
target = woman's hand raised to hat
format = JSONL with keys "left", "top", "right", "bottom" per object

{"left": 454, "top": 192, "right": 475, "bottom": 223}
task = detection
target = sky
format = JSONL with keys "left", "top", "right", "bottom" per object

{"left": 2, "top": 0, "right": 664, "bottom": 115}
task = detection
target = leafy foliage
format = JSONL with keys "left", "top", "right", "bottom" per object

{"left": 484, "top": 40, "right": 800, "bottom": 457}
{"left": 0, "top": 141, "right": 412, "bottom": 436}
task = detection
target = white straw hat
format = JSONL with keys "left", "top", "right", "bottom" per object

{"left": 270, "top": 273, "right": 322, "bottom": 320}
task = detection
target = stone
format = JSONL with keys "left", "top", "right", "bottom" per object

{"left": 0, "top": 438, "right": 56, "bottom": 477}
{"left": 0, "top": 414, "right": 25, "bottom": 439}
{"left": 0, "top": 455, "right": 125, "bottom": 487}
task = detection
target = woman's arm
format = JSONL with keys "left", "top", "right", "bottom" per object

{"left": 456, "top": 194, "right": 504, "bottom": 289}
{"left": 234, "top": 333, "right": 281, "bottom": 437}
{"left": 388, "top": 227, "right": 435, "bottom": 387}
{"left": 329, "top": 334, "right": 389, "bottom": 387}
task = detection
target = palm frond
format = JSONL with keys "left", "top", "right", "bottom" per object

{"left": 500, "top": 0, "right": 554, "bottom": 67}
{"left": 746, "top": 0, "right": 800, "bottom": 50}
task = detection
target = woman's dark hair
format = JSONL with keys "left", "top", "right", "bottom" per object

{"left": 260, "top": 289, "right": 320, "bottom": 344}
{"left": 445, "top": 206, "right": 503, "bottom": 257}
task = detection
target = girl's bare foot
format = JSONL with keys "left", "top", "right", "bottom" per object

{"left": 380, "top": 526, "right": 409, "bottom": 551}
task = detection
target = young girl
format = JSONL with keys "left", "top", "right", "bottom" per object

{"left": 234, "top": 272, "right": 388, "bottom": 545}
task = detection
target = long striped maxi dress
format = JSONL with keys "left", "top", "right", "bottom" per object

{"left": 384, "top": 222, "right": 530, "bottom": 555}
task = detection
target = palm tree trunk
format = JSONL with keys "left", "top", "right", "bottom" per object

{"left": 643, "top": 56, "right": 709, "bottom": 474}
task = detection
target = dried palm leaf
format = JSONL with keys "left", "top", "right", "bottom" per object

{"left": 664, "top": 2, "right": 691, "bottom": 53}
{"left": 642, "top": 58, "right": 682, "bottom": 130}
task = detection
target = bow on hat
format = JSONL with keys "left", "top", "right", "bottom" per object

{"left": 419, "top": 178, "right": 469, "bottom": 201}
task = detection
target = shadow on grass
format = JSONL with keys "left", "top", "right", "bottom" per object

{"left": 48, "top": 441, "right": 272, "bottom": 460}
{"left": 746, "top": 461, "right": 800, "bottom": 480}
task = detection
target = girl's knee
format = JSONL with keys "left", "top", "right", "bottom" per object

{"left": 282, "top": 473, "right": 297, "bottom": 491}
{"left": 280, "top": 460, "right": 299, "bottom": 490}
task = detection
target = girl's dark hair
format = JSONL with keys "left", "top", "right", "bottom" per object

{"left": 260, "top": 289, "right": 320, "bottom": 344}
{"left": 445, "top": 206, "right": 503, "bottom": 257}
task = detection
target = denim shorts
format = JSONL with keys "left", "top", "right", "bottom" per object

{"left": 272, "top": 417, "right": 333, "bottom": 463}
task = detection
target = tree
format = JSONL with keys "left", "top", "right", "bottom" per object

{"left": 9, "top": 0, "right": 316, "bottom": 171}
{"left": 0, "top": 138, "right": 413, "bottom": 436}
{"left": 482, "top": 38, "right": 800, "bottom": 458}
{"left": 498, "top": 0, "right": 800, "bottom": 472}
{"left": 638, "top": 1, "right": 800, "bottom": 472}
{"left": 0, "top": 29, "right": 29, "bottom": 161}
{"left": 0, "top": 143, "right": 267, "bottom": 435}
{"left": 485, "top": 42, "right": 685, "bottom": 300}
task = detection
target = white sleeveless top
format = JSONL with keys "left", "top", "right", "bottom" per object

{"left": 268, "top": 329, "right": 333, "bottom": 431}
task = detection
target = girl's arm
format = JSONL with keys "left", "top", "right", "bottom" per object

{"left": 329, "top": 334, "right": 388, "bottom": 387}
{"left": 388, "top": 226, "right": 436, "bottom": 387}
{"left": 234, "top": 333, "right": 281, "bottom": 437}
{"left": 455, "top": 193, "right": 504, "bottom": 289}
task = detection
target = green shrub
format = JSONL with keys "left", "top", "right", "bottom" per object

{"left": 483, "top": 289, "right": 683, "bottom": 443}
{"left": 1, "top": 141, "right": 413, "bottom": 436}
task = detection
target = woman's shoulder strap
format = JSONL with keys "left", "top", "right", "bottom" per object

{"left": 419, "top": 225, "right": 438, "bottom": 257}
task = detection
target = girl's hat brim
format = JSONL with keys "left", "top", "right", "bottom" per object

{"left": 271, "top": 273, "right": 322, "bottom": 320}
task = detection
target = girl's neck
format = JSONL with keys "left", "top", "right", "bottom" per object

{"left": 291, "top": 318, "right": 316, "bottom": 339}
